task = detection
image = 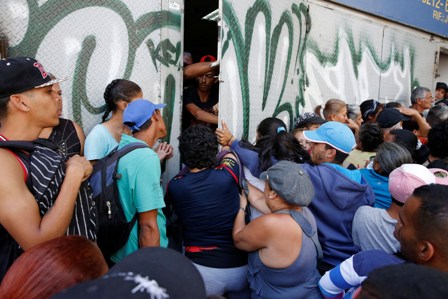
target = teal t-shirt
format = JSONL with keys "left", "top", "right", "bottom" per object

{"left": 111, "top": 134, "right": 167, "bottom": 263}
{"left": 84, "top": 124, "right": 118, "bottom": 161}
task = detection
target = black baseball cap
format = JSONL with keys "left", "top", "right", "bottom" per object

{"left": 294, "top": 112, "right": 326, "bottom": 129}
{"left": 52, "top": 247, "right": 206, "bottom": 299}
{"left": 376, "top": 108, "right": 410, "bottom": 128}
{"left": 436, "top": 82, "right": 448, "bottom": 92}
{"left": 0, "top": 57, "right": 66, "bottom": 98}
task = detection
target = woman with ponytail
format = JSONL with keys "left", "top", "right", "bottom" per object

{"left": 84, "top": 79, "right": 142, "bottom": 161}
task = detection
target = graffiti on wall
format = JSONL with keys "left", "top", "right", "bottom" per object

{"left": 2, "top": 0, "right": 182, "bottom": 144}
{"left": 221, "top": 0, "right": 311, "bottom": 139}
{"left": 305, "top": 28, "right": 418, "bottom": 110}
{"left": 220, "top": 0, "right": 419, "bottom": 140}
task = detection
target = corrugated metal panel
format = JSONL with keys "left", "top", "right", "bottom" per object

{"left": 304, "top": 3, "right": 384, "bottom": 109}
{"left": 220, "top": 0, "right": 309, "bottom": 140}
{"left": 2, "top": 0, "right": 183, "bottom": 180}
{"left": 379, "top": 27, "right": 436, "bottom": 105}
{"left": 219, "top": 0, "right": 440, "bottom": 141}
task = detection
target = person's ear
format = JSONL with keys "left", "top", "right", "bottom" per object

{"left": 115, "top": 100, "right": 128, "bottom": 111}
{"left": 151, "top": 110, "right": 161, "bottom": 122}
{"left": 326, "top": 147, "right": 336, "bottom": 159}
{"left": 9, "top": 94, "right": 30, "bottom": 112}
{"left": 268, "top": 190, "right": 277, "bottom": 199}
{"left": 418, "top": 241, "right": 435, "bottom": 263}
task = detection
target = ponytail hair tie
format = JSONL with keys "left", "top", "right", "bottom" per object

{"left": 276, "top": 127, "right": 286, "bottom": 134}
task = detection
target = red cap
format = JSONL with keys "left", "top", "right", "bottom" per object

{"left": 199, "top": 55, "right": 216, "bottom": 62}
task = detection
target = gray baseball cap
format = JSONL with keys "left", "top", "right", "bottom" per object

{"left": 260, "top": 161, "right": 315, "bottom": 206}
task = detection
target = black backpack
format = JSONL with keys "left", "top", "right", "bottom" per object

{"left": 0, "top": 138, "right": 97, "bottom": 239}
{"left": 89, "top": 142, "right": 148, "bottom": 260}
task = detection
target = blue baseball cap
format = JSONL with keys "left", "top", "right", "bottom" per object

{"left": 303, "top": 121, "right": 355, "bottom": 154}
{"left": 123, "top": 99, "right": 166, "bottom": 133}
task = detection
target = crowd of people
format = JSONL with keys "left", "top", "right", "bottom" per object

{"left": 1, "top": 55, "right": 448, "bottom": 299}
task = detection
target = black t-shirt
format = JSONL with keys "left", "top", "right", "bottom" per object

{"left": 182, "top": 86, "right": 219, "bottom": 131}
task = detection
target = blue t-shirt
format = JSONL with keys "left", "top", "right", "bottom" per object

{"left": 167, "top": 157, "right": 247, "bottom": 268}
{"left": 111, "top": 134, "right": 167, "bottom": 263}
{"left": 359, "top": 168, "right": 391, "bottom": 209}
{"left": 84, "top": 124, "right": 118, "bottom": 161}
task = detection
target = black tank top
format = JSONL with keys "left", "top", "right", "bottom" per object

{"left": 49, "top": 118, "right": 81, "bottom": 158}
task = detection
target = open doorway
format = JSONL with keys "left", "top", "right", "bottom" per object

{"left": 181, "top": 0, "right": 219, "bottom": 132}
{"left": 184, "top": 0, "right": 218, "bottom": 62}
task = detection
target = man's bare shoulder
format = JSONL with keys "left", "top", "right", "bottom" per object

{"left": 0, "top": 148, "right": 40, "bottom": 242}
{"left": 0, "top": 148, "right": 33, "bottom": 206}
{"left": 0, "top": 148, "right": 27, "bottom": 176}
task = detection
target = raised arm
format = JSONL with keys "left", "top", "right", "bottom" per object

{"left": 246, "top": 182, "right": 270, "bottom": 215}
{"left": 398, "top": 107, "right": 431, "bottom": 137}
{"left": 185, "top": 103, "right": 218, "bottom": 124}
{"left": 233, "top": 193, "right": 269, "bottom": 251}
{"left": 183, "top": 61, "right": 218, "bottom": 80}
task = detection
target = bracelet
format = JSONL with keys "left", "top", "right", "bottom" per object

{"left": 239, "top": 207, "right": 246, "bottom": 213}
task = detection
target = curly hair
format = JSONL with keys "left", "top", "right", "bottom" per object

{"left": 428, "top": 122, "right": 448, "bottom": 159}
{"left": 102, "top": 79, "right": 142, "bottom": 122}
{"left": 178, "top": 125, "right": 218, "bottom": 169}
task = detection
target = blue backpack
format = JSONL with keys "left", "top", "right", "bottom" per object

{"left": 89, "top": 143, "right": 148, "bottom": 259}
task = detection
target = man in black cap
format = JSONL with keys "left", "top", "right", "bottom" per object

{"left": 377, "top": 107, "right": 430, "bottom": 139}
{"left": 0, "top": 57, "right": 92, "bottom": 280}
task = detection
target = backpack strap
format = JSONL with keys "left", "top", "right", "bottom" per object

{"left": 274, "top": 209, "right": 323, "bottom": 261}
{"left": 217, "top": 148, "right": 245, "bottom": 189}
{"left": 0, "top": 140, "right": 36, "bottom": 187}
{"left": 0, "top": 140, "right": 36, "bottom": 152}
{"left": 113, "top": 142, "right": 149, "bottom": 160}
{"left": 114, "top": 142, "right": 148, "bottom": 223}
{"left": 0, "top": 138, "right": 59, "bottom": 152}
